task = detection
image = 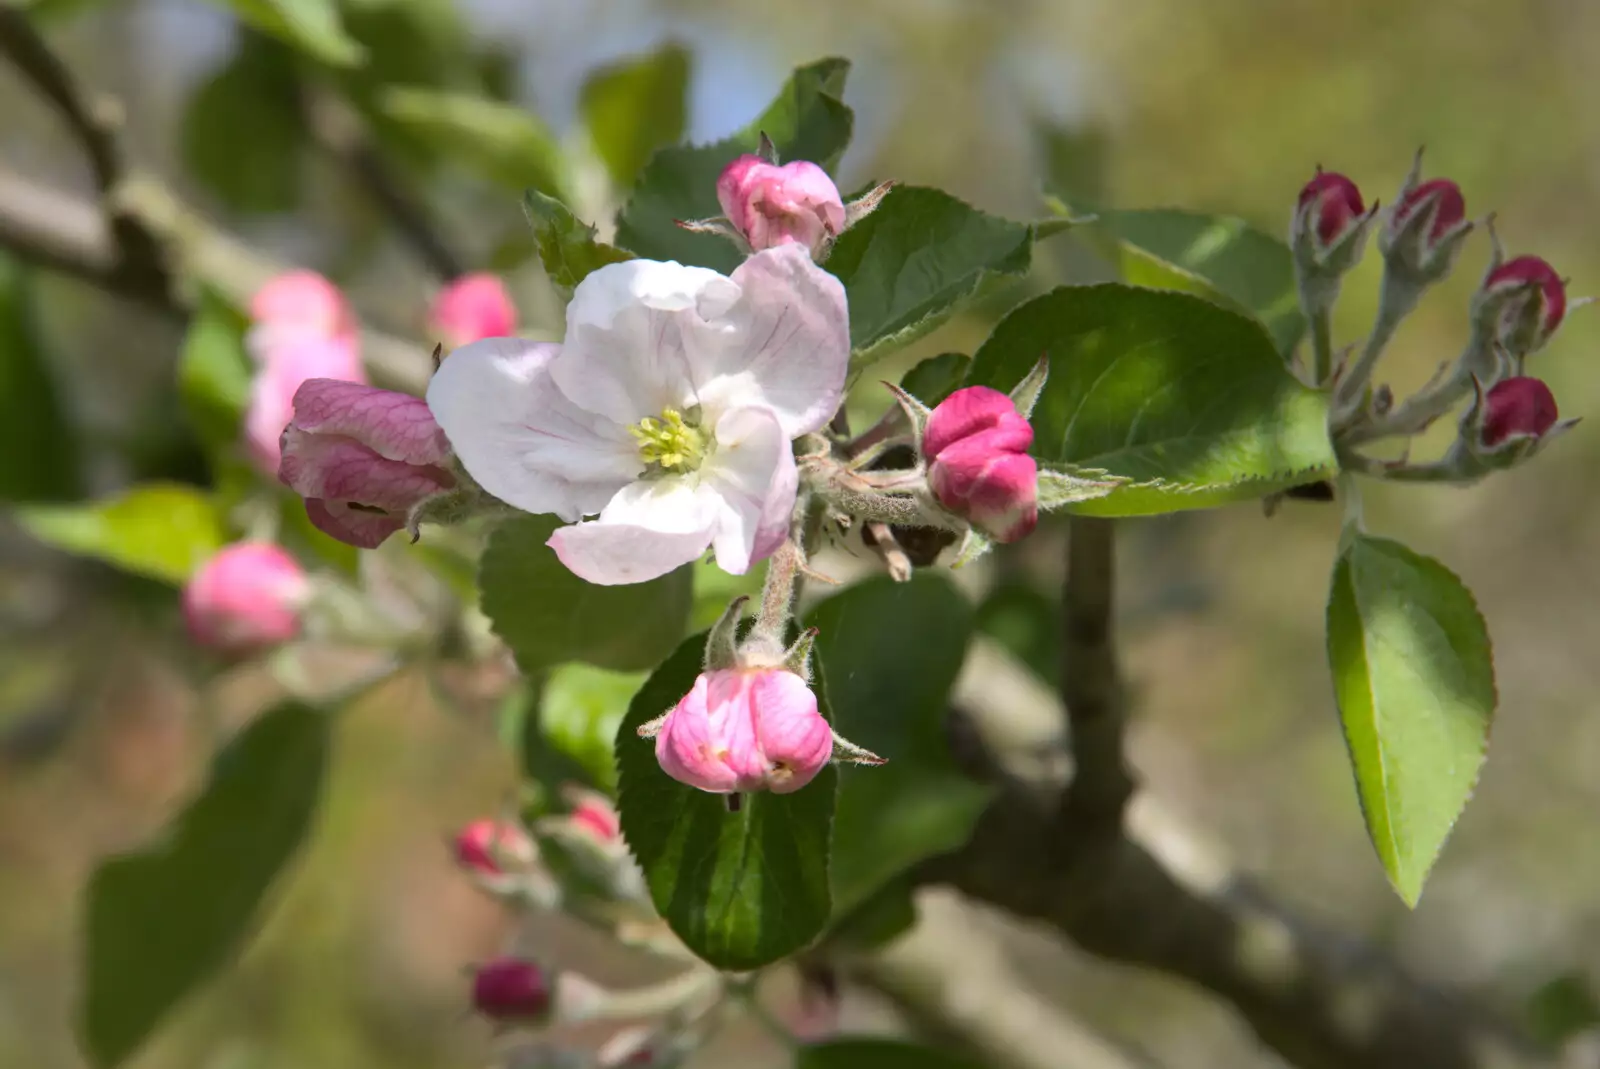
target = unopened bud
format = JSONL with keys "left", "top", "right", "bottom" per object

{"left": 430, "top": 273, "right": 518, "bottom": 350}
{"left": 1480, "top": 376, "right": 1559, "bottom": 449}
{"left": 472, "top": 957, "right": 552, "bottom": 1024}
{"left": 923, "top": 386, "right": 1038, "bottom": 544}
{"left": 566, "top": 789, "right": 621, "bottom": 844}
{"left": 182, "top": 543, "right": 309, "bottom": 652}
{"left": 1291, "top": 169, "right": 1376, "bottom": 316}
{"left": 1477, "top": 255, "right": 1567, "bottom": 359}
{"left": 716, "top": 155, "right": 846, "bottom": 259}
{"left": 454, "top": 819, "right": 535, "bottom": 877}
{"left": 1380, "top": 169, "right": 1472, "bottom": 287}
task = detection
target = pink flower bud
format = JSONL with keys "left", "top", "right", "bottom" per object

{"left": 1482, "top": 255, "right": 1566, "bottom": 355}
{"left": 1480, "top": 376, "right": 1559, "bottom": 449}
{"left": 922, "top": 386, "right": 1038, "bottom": 544}
{"left": 1296, "top": 171, "right": 1365, "bottom": 248}
{"left": 716, "top": 155, "right": 846, "bottom": 257}
{"left": 567, "top": 791, "right": 621, "bottom": 843}
{"left": 430, "top": 274, "right": 518, "bottom": 350}
{"left": 1392, "top": 178, "right": 1467, "bottom": 244}
{"left": 655, "top": 668, "right": 833, "bottom": 795}
{"left": 249, "top": 270, "right": 355, "bottom": 342}
{"left": 278, "top": 379, "right": 456, "bottom": 548}
{"left": 454, "top": 819, "right": 535, "bottom": 877}
{"left": 182, "top": 542, "right": 308, "bottom": 651}
{"left": 472, "top": 957, "right": 552, "bottom": 1024}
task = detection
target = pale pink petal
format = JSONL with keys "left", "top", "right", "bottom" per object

{"left": 700, "top": 406, "right": 793, "bottom": 575}
{"left": 716, "top": 155, "right": 768, "bottom": 235}
{"left": 427, "top": 338, "right": 640, "bottom": 521}
{"left": 244, "top": 335, "right": 366, "bottom": 472}
{"left": 547, "top": 478, "right": 718, "bottom": 585}
{"left": 279, "top": 434, "right": 453, "bottom": 512}
{"left": 748, "top": 669, "right": 832, "bottom": 794}
{"left": 657, "top": 674, "right": 741, "bottom": 793}
{"left": 702, "top": 670, "right": 770, "bottom": 791}
{"left": 290, "top": 379, "right": 450, "bottom": 465}
{"left": 249, "top": 270, "right": 353, "bottom": 340}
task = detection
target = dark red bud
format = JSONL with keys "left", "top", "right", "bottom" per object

{"left": 1298, "top": 171, "right": 1364, "bottom": 245}
{"left": 472, "top": 956, "right": 552, "bottom": 1023}
{"left": 1395, "top": 178, "right": 1466, "bottom": 242}
{"left": 1486, "top": 255, "right": 1567, "bottom": 339}
{"left": 1481, "top": 377, "right": 1559, "bottom": 448}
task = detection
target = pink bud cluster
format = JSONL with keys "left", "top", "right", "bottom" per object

{"left": 923, "top": 386, "right": 1039, "bottom": 544}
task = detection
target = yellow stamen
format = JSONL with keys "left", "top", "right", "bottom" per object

{"left": 629, "top": 407, "right": 709, "bottom": 471}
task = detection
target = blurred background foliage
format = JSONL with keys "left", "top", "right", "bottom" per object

{"left": 3, "top": 0, "right": 1600, "bottom": 1067}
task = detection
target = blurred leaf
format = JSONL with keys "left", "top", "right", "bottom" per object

{"left": 177, "top": 292, "right": 253, "bottom": 453}
{"left": 807, "top": 574, "right": 987, "bottom": 915}
{"left": 1327, "top": 534, "right": 1495, "bottom": 907}
{"left": 796, "top": 1039, "right": 986, "bottom": 1069}
{"left": 479, "top": 515, "right": 691, "bottom": 673}
{"left": 19, "top": 483, "right": 227, "bottom": 584}
{"left": 689, "top": 556, "right": 762, "bottom": 631}
{"left": 898, "top": 352, "right": 969, "bottom": 408}
{"left": 965, "top": 285, "right": 1335, "bottom": 515}
{"left": 342, "top": 0, "right": 470, "bottom": 88}
{"left": 540, "top": 663, "right": 645, "bottom": 792}
{"left": 824, "top": 878, "right": 917, "bottom": 952}
{"left": 1527, "top": 973, "right": 1600, "bottom": 1046}
{"left": 615, "top": 57, "right": 854, "bottom": 271}
{"left": 181, "top": 35, "right": 308, "bottom": 214}
{"left": 522, "top": 191, "right": 634, "bottom": 297}
{"left": 279, "top": 494, "right": 360, "bottom": 576}
{"left": 1099, "top": 209, "right": 1304, "bottom": 354}
{"left": 205, "top": 0, "right": 363, "bottom": 68}
{"left": 81, "top": 700, "right": 328, "bottom": 1069}
{"left": 615, "top": 632, "right": 835, "bottom": 969}
{"left": 1036, "top": 117, "right": 1113, "bottom": 207}
{"left": 826, "top": 186, "right": 1033, "bottom": 368}
{"left": 976, "top": 580, "right": 1059, "bottom": 688}
{"left": 579, "top": 42, "right": 691, "bottom": 190}
{"left": 378, "top": 86, "right": 568, "bottom": 196}
{"left": 0, "top": 254, "right": 81, "bottom": 501}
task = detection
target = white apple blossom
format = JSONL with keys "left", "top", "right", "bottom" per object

{"left": 426, "top": 243, "right": 849, "bottom": 585}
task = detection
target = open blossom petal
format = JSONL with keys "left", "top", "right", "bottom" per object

{"left": 701, "top": 406, "right": 794, "bottom": 576}
{"left": 427, "top": 338, "right": 640, "bottom": 521}
{"left": 548, "top": 478, "right": 720, "bottom": 585}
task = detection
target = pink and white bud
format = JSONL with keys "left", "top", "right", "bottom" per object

{"left": 654, "top": 668, "right": 833, "bottom": 795}
{"left": 182, "top": 542, "right": 309, "bottom": 651}
{"left": 278, "top": 379, "right": 456, "bottom": 548}
{"left": 1295, "top": 171, "right": 1366, "bottom": 252}
{"left": 1480, "top": 376, "right": 1559, "bottom": 449}
{"left": 472, "top": 957, "right": 552, "bottom": 1024}
{"left": 430, "top": 273, "right": 518, "bottom": 350}
{"left": 1480, "top": 255, "right": 1567, "bottom": 357}
{"left": 716, "top": 155, "right": 846, "bottom": 257}
{"left": 249, "top": 270, "right": 356, "bottom": 343}
{"left": 454, "top": 819, "right": 535, "bottom": 877}
{"left": 566, "top": 790, "right": 621, "bottom": 844}
{"left": 922, "top": 385, "right": 1038, "bottom": 544}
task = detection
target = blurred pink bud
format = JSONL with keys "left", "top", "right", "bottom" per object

{"left": 1296, "top": 171, "right": 1365, "bottom": 248}
{"left": 656, "top": 668, "right": 833, "bottom": 795}
{"left": 1392, "top": 178, "right": 1467, "bottom": 245}
{"left": 454, "top": 819, "right": 535, "bottom": 877}
{"left": 430, "top": 274, "right": 518, "bottom": 349}
{"left": 278, "top": 379, "right": 456, "bottom": 548}
{"left": 1480, "top": 376, "right": 1559, "bottom": 449}
{"left": 923, "top": 386, "right": 1038, "bottom": 543}
{"left": 182, "top": 542, "right": 308, "bottom": 651}
{"left": 1482, "top": 255, "right": 1567, "bottom": 355}
{"left": 249, "top": 270, "right": 355, "bottom": 342}
{"left": 567, "top": 791, "right": 621, "bottom": 843}
{"left": 716, "top": 155, "right": 845, "bottom": 257}
{"left": 472, "top": 957, "right": 552, "bottom": 1024}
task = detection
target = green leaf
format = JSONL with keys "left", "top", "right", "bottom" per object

{"left": 965, "top": 284, "right": 1335, "bottom": 516}
{"left": 1527, "top": 974, "right": 1600, "bottom": 1046}
{"left": 539, "top": 663, "right": 645, "bottom": 792}
{"left": 615, "top": 633, "right": 835, "bottom": 970}
{"left": 206, "top": 0, "right": 363, "bottom": 68}
{"left": 19, "top": 483, "right": 228, "bottom": 584}
{"left": 1098, "top": 209, "right": 1304, "bottom": 354}
{"left": 0, "top": 253, "right": 81, "bottom": 502}
{"left": 478, "top": 515, "right": 691, "bottom": 673}
{"left": 378, "top": 86, "right": 568, "bottom": 197}
{"left": 177, "top": 293, "right": 253, "bottom": 453}
{"left": 181, "top": 36, "right": 308, "bottom": 213}
{"left": 615, "top": 57, "right": 854, "bottom": 271}
{"left": 1326, "top": 535, "right": 1496, "bottom": 907}
{"left": 80, "top": 700, "right": 328, "bottom": 1068}
{"left": 807, "top": 574, "right": 987, "bottom": 915}
{"left": 899, "top": 352, "right": 969, "bottom": 407}
{"left": 824, "top": 878, "right": 917, "bottom": 952}
{"left": 522, "top": 191, "right": 634, "bottom": 296}
{"left": 579, "top": 43, "right": 691, "bottom": 190}
{"left": 826, "top": 186, "right": 1033, "bottom": 367}
{"left": 796, "top": 1038, "right": 987, "bottom": 1069}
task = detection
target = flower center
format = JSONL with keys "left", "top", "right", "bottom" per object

{"left": 629, "top": 407, "right": 710, "bottom": 472}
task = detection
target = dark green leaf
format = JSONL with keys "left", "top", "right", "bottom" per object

{"left": 522, "top": 191, "right": 634, "bottom": 296}
{"left": 1326, "top": 534, "right": 1496, "bottom": 907}
{"left": 976, "top": 580, "right": 1059, "bottom": 688}
{"left": 1098, "top": 209, "right": 1304, "bottom": 354}
{"left": 615, "top": 58, "right": 854, "bottom": 271}
{"left": 342, "top": 0, "right": 472, "bottom": 89}
{"left": 19, "top": 483, "right": 228, "bottom": 584}
{"left": 378, "top": 86, "right": 569, "bottom": 197}
{"left": 796, "top": 1038, "right": 987, "bottom": 1069}
{"left": 540, "top": 663, "right": 645, "bottom": 792}
{"left": 478, "top": 515, "right": 691, "bottom": 673}
{"left": 177, "top": 292, "right": 253, "bottom": 453}
{"left": 0, "top": 253, "right": 81, "bottom": 501}
{"left": 807, "top": 574, "right": 987, "bottom": 914}
{"left": 966, "top": 284, "right": 1335, "bottom": 515}
{"left": 181, "top": 36, "right": 307, "bottom": 213}
{"left": 898, "top": 352, "right": 969, "bottom": 408}
{"left": 579, "top": 43, "right": 691, "bottom": 190}
{"left": 1527, "top": 974, "right": 1600, "bottom": 1046}
{"left": 826, "top": 186, "right": 1032, "bottom": 367}
{"left": 80, "top": 701, "right": 328, "bottom": 1068}
{"left": 204, "top": 0, "right": 362, "bottom": 68}
{"left": 824, "top": 878, "right": 917, "bottom": 952}
{"left": 615, "top": 633, "right": 834, "bottom": 969}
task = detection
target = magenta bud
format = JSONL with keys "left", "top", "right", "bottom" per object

{"left": 1481, "top": 255, "right": 1567, "bottom": 356}
{"left": 182, "top": 542, "right": 308, "bottom": 651}
{"left": 430, "top": 273, "right": 518, "bottom": 350}
{"left": 922, "top": 386, "right": 1038, "bottom": 544}
{"left": 278, "top": 379, "right": 457, "bottom": 548}
{"left": 1392, "top": 178, "right": 1467, "bottom": 244}
{"left": 454, "top": 819, "right": 535, "bottom": 877}
{"left": 566, "top": 791, "right": 621, "bottom": 843}
{"left": 654, "top": 668, "right": 833, "bottom": 795}
{"left": 1480, "top": 376, "right": 1559, "bottom": 449}
{"left": 1380, "top": 173, "right": 1472, "bottom": 287}
{"left": 1296, "top": 171, "right": 1365, "bottom": 248}
{"left": 472, "top": 957, "right": 552, "bottom": 1024}
{"left": 716, "top": 155, "right": 846, "bottom": 258}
